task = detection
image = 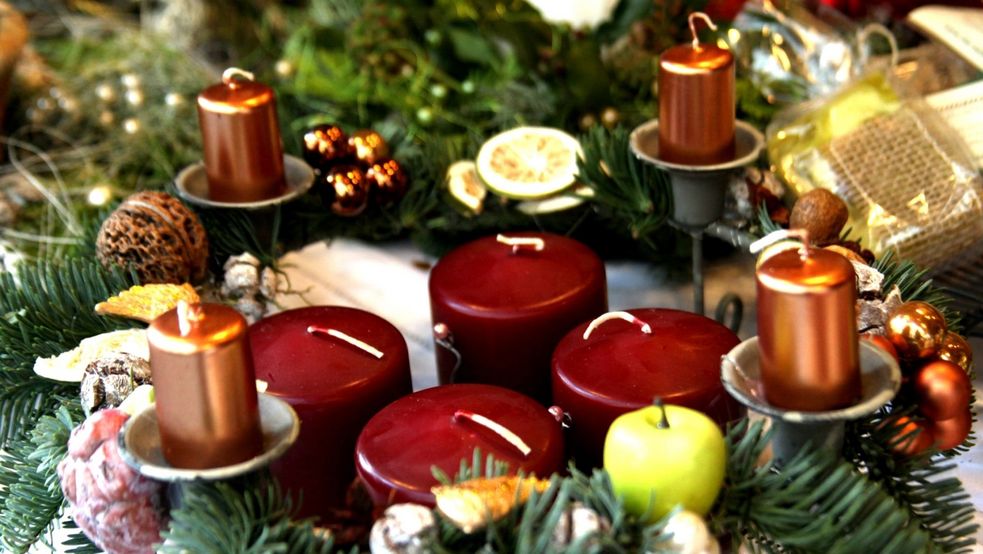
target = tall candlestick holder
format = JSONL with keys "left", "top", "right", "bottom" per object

{"left": 720, "top": 338, "right": 901, "bottom": 464}
{"left": 629, "top": 120, "right": 764, "bottom": 328}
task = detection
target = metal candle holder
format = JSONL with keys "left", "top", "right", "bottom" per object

{"left": 118, "top": 392, "right": 300, "bottom": 482}
{"left": 629, "top": 120, "right": 765, "bottom": 324}
{"left": 174, "top": 154, "right": 315, "bottom": 246}
{"left": 721, "top": 338, "right": 901, "bottom": 464}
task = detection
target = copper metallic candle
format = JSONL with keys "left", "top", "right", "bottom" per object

{"left": 197, "top": 67, "right": 285, "bottom": 202}
{"left": 148, "top": 302, "right": 263, "bottom": 468}
{"left": 756, "top": 246, "right": 860, "bottom": 411}
{"left": 658, "top": 12, "right": 735, "bottom": 165}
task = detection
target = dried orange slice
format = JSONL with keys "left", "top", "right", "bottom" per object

{"left": 95, "top": 283, "right": 199, "bottom": 323}
{"left": 432, "top": 476, "right": 550, "bottom": 533}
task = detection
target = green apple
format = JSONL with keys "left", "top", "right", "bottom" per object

{"left": 604, "top": 400, "right": 726, "bottom": 522}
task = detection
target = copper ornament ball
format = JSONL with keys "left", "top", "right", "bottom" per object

{"left": 928, "top": 408, "right": 973, "bottom": 451}
{"left": 349, "top": 129, "right": 390, "bottom": 165}
{"left": 936, "top": 333, "right": 974, "bottom": 373}
{"left": 913, "top": 359, "right": 972, "bottom": 421}
{"left": 322, "top": 165, "right": 369, "bottom": 217}
{"left": 883, "top": 416, "right": 933, "bottom": 457}
{"left": 96, "top": 191, "right": 209, "bottom": 284}
{"left": 302, "top": 124, "right": 353, "bottom": 172}
{"left": 365, "top": 158, "right": 408, "bottom": 206}
{"left": 885, "top": 301, "right": 947, "bottom": 361}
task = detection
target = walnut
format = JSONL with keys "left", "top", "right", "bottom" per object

{"left": 96, "top": 191, "right": 208, "bottom": 284}
{"left": 789, "top": 189, "right": 849, "bottom": 245}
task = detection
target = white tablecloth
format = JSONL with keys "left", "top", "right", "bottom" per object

{"left": 275, "top": 238, "right": 983, "bottom": 550}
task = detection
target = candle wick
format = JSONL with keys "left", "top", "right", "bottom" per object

{"left": 496, "top": 234, "right": 545, "bottom": 254}
{"left": 583, "top": 311, "right": 652, "bottom": 341}
{"left": 453, "top": 410, "right": 532, "bottom": 458}
{"left": 176, "top": 300, "right": 204, "bottom": 337}
{"left": 653, "top": 398, "right": 670, "bottom": 429}
{"left": 688, "top": 12, "right": 718, "bottom": 49}
{"left": 222, "top": 67, "right": 256, "bottom": 88}
{"left": 307, "top": 325, "right": 384, "bottom": 359}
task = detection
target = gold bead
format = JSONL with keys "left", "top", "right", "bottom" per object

{"left": 937, "top": 332, "right": 974, "bottom": 373}
{"left": 95, "top": 84, "right": 116, "bottom": 103}
{"left": 125, "top": 89, "right": 144, "bottom": 107}
{"left": 122, "top": 118, "right": 141, "bottom": 134}
{"left": 885, "top": 301, "right": 947, "bottom": 360}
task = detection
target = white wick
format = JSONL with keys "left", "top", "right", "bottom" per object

{"left": 454, "top": 410, "right": 531, "bottom": 458}
{"left": 583, "top": 311, "right": 652, "bottom": 341}
{"left": 688, "top": 12, "right": 718, "bottom": 49}
{"left": 307, "top": 325, "right": 384, "bottom": 359}
{"left": 176, "top": 300, "right": 204, "bottom": 337}
{"left": 496, "top": 234, "right": 545, "bottom": 254}
{"left": 749, "top": 229, "right": 811, "bottom": 258}
{"left": 222, "top": 67, "right": 256, "bottom": 86}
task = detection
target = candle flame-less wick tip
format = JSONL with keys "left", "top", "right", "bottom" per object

{"left": 307, "top": 325, "right": 384, "bottom": 359}
{"left": 688, "top": 12, "right": 718, "bottom": 49}
{"left": 222, "top": 67, "right": 256, "bottom": 88}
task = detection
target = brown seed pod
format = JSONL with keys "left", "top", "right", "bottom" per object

{"left": 789, "top": 189, "right": 849, "bottom": 245}
{"left": 96, "top": 191, "right": 209, "bottom": 284}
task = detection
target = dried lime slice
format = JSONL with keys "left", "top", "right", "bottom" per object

{"left": 516, "top": 185, "right": 594, "bottom": 215}
{"left": 445, "top": 160, "right": 486, "bottom": 214}
{"left": 476, "top": 127, "right": 582, "bottom": 199}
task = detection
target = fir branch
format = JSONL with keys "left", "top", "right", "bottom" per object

{"left": 0, "top": 404, "right": 79, "bottom": 553}
{"left": 715, "top": 419, "right": 951, "bottom": 553}
{"left": 845, "top": 414, "right": 978, "bottom": 552}
{"left": 873, "top": 251, "right": 960, "bottom": 329}
{"left": 159, "top": 479, "right": 334, "bottom": 554}
{"left": 0, "top": 377, "right": 68, "bottom": 449}
{"left": 577, "top": 126, "right": 672, "bottom": 251}
{"left": 0, "top": 258, "right": 139, "bottom": 374}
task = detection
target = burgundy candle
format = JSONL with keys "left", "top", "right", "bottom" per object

{"left": 429, "top": 232, "right": 607, "bottom": 404}
{"left": 355, "top": 384, "right": 565, "bottom": 507}
{"left": 249, "top": 306, "right": 411, "bottom": 521}
{"left": 552, "top": 309, "right": 742, "bottom": 469}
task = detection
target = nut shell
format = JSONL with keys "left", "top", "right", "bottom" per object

{"left": 96, "top": 192, "right": 208, "bottom": 284}
{"left": 789, "top": 189, "right": 849, "bottom": 245}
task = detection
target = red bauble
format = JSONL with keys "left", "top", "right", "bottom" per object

{"left": 883, "top": 416, "right": 934, "bottom": 457}
{"left": 322, "top": 165, "right": 369, "bottom": 217}
{"left": 928, "top": 409, "right": 973, "bottom": 451}
{"left": 302, "top": 124, "right": 353, "bottom": 172}
{"left": 861, "top": 333, "right": 899, "bottom": 364}
{"left": 913, "top": 360, "right": 972, "bottom": 421}
{"left": 365, "top": 158, "right": 409, "bottom": 206}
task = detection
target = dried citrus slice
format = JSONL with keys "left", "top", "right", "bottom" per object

{"left": 95, "top": 283, "right": 200, "bottom": 323}
{"left": 476, "top": 127, "right": 582, "bottom": 199}
{"left": 445, "top": 160, "right": 486, "bottom": 214}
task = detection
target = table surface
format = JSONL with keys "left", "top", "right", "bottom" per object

{"left": 275, "top": 238, "right": 983, "bottom": 550}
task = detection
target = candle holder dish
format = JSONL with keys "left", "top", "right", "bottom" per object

{"left": 174, "top": 154, "right": 314, "bottom": 210}
{"left": 117, "top": 392, "right": 300, "bottom": 482}
{"left": 720, "top": 337, "right": 901, "bottom": 465}
{"left": 629, "top": 120, "right": 764, "bottom": 325}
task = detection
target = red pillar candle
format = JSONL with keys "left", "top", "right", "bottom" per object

{"left": 355, "top": 384, "right": 565, "bottom": 507}
{"left": 756, "top": 241, "right": 859, "bottom": 411}
{"left": 658, "top": 13, "right": 735, "bottom": 165}
{"left": 429, "top": 232, "right": 607, "bottom": 404}
{"left": 148, "top": 302, "right": 263, "bottom": 469}
{"left": 197, "top": 67, "right": 286, "bottom": 202}
{"left": 249, "top": 306, "right": 412, "bottom": 521}
{"left": 552, "top": 309, "right": 742, "bottom": 469}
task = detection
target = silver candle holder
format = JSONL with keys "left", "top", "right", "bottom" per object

{"left": 629, "top": 120, "right": 765, "bottom": 328}
{"left": 721, "top": 338, "right": 901, "bottom": 464}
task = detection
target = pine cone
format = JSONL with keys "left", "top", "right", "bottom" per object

{"left": 58, "top": 409, "right": 166, "bottom": 554}
{"left": 96, "top": 191, "right": 209, "bottom": 284}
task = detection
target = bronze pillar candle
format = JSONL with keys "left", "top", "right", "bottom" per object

{"left": 197, "top": 67, "right": 285, "bottom": 202}
{"left": 658, "top": 12, "right": 735, "bottom": 165}
{"left": 148, "top": 302, "right": 263, "bottom": 468}
{"left": 756, "top": 245, "right": 860, "bottom": 411}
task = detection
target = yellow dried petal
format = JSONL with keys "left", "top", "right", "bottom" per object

{"left": 432, "top": 476, "right": 550, "bottom": 533}
{"left": 95, "top": 283, "right": 200, "bottom": 323}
